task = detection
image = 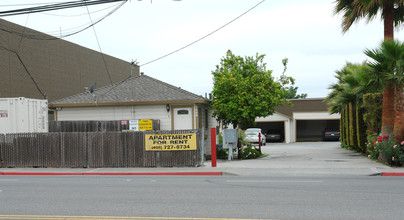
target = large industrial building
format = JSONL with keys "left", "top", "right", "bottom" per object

{"left": 0, "top": 18, "right": 138, "bottom": 104}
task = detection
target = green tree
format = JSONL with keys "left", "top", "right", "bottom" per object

{"left": 284, "top": 86, "right": 308, "bottom": 99}
{"left": 280, "top": 58, "right": 308, "bottom": 99}
{"left": 364, "top": 40, "right": 404, "bottom": 141}
{"left": 326, "top": 62, "right": 379, "bottom": 114}
{"left": 211, "top": 50, "right": 288, "bottom": 130}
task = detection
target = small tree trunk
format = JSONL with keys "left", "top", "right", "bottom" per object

{"left": 393, "top": 87, "right": 404, "bottom": 142}
{"left": 380, "top": 2, "right": 395, "bottom": 137}
{"left": 383, "top": 2, "right": 394, "bottom": 40}
{"left": 344, "top": 104, "right": 350, "bottom": 146}
{"left": 381, "top": 85, "right": 396, "bottom": 136}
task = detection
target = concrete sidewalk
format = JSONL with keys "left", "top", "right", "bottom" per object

{"left": 1, "top": 142, "right": 403, "bottom": 176}
{"left": 214, "top": 142, "right": 404, "bottom": 176}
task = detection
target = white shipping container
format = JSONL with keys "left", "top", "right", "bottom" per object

{"left": 0, "top": 97, "right": 48, "bottom": 133}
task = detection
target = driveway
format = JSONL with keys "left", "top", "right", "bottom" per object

{"left": 215, "top": 141, "right": 402, "bottom": 176}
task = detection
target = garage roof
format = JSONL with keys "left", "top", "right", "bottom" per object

{"left": 275, "top": 98, "right": 329, "bottom": 117}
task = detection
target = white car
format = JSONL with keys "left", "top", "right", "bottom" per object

{"left": 244, "top": 128, "right": 266, "bottom": 146}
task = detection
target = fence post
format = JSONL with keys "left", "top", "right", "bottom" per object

{"left": 259, "top": 132, "right": 261, "bottom": 151}
{"left": 210, "top": 127, "right": 217, "bottom": 167}
{"left": 200, "top": 129, "right": 205, "bottom": 166}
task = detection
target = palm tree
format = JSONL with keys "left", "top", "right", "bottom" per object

{"left": 365, "top": 40, "right": 404, "bottom": 140}
{"left": 326, "top": 62, "right": 380, "bottom": 114}
{"left": 334, "top": 0, "right": 404, "bottom": 40}
{"left": 334, "top": 0, "right": 404, "bottom": 136}
{"left": 326, "top": 62, "right": 381, "bottom": 149}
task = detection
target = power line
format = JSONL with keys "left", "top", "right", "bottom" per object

{"left": 16, "top": 14, "right": 30, "bottom": 52}
{"left": 0, "top": 45, "right": 47, "bottom": 99}
{"left": 0, "top": 1, "right": 126, "bottom": 40}
{"left": 42, "top": 2, "right": 120, "bottom": 17}
{"left": 0, "top": 2, "right": 67, "bottom": 7}
{"left": 140, "top": 0, "right": 266, "bottom": 67}
{"left": 0, "top": 0, "right": 126, "bottom": 17}
{"left": 83, "top": 0, "right": 121, "bottom": 104}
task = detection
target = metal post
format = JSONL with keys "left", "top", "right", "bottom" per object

{"left": 210, "top": 127, "right": 217, "bottom": 167}
{"left": 259, "top": 132, "right": 261, "bottom": 151}
{"left": 200, "top": 129, "right": 205, "bottom": 166}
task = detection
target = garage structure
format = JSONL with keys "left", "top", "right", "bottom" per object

{"left": 255, "top": 98, "right": 340, "bottom": 143}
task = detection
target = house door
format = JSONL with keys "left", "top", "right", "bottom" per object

{"left": 174, "top": 107, "right": 192, "bottom": 130}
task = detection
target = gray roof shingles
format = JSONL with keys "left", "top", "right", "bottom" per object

{"left": 51, "top": 74, "right": 208, "bottom": 105}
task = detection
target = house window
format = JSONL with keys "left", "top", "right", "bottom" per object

{"left": 177, "top": 110, "right": 189, "bottom": 115}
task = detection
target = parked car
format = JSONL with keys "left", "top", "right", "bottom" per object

{"left": 244, "top": 128, "right": 266, "bottom": 145}
{"left": 265, "top": 129, "right": 283, "bottom": 142}
{"left": 322, "top": 128, "right": 340, "bottom": 141}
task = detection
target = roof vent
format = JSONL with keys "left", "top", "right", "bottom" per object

{"left": 140, "top": 72, "right": 144, "bottom": 75}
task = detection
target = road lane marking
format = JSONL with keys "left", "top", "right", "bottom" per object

{"left": 226, "top": 180, "right": 323, "bottom": 183}
{"left": 0, "top": 179, "right": 19, "bottom": 181}
{"left": 0, "top": 215, "right": 279, "bottom": 220}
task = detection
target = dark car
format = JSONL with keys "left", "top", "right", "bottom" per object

{"left": 265, "top": 129, "right": 283, "bottom": 142}
{"left": 322, "top": 129, "right": 340, "bottom": 141}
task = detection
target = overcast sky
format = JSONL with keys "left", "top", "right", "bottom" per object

{"left": 2, "top": 0, "right": 404, "bottom": 98}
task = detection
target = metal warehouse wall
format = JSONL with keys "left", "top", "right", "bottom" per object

{"left": 0, "top": 19, "right": 139, "bottom": 102}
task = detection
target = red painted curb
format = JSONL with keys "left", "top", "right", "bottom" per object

{"left": 0, "top": 171, "right": 223, "bottom": 176}
{"left": 0, "top": 172, "right": 79, "bottom": 175}
{"left": 382, "top": 172, "right": 404, "bottom": 176}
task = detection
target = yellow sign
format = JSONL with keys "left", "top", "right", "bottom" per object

{"left": 145, "top": 133, "right": 197, "bottom": 151}
{"left": 139, "top": 119, "right": 153, "bottom": 130}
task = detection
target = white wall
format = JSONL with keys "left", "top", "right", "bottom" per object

{"left": 256, "top": 112, "right": 290, "bottom": 122}
{"left": 203, "top": 108, "right": 220, "bottom": 156}
{"left": 56, "top": 105, "right": 172, "bottom": 130}
{"left": 293, "top": 112, "right": 340, "bottom": 120}
{"left": 0, "top": 97, "right": 48, "bottom": 133}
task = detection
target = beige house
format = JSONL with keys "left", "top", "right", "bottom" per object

{"left": 51, "top": 74, "right": 216, "bottom": 154}
{"left": 51, "top": 73, "right": 213, "bottom": 130}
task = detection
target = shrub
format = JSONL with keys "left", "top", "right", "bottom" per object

{"left": 382, "top": 140, "right": 404, "bottom": 167}
{"left": 367, "top": 133, "right": 379, "bottom": 159}
{"left": 240, "top": 145, "right": 261, "bottom": 159}
{"left": 367, "top": 134, "right": 404, "bottom": 166}
{"left": 217, "top": 148, "right": 228, "bottom": 159}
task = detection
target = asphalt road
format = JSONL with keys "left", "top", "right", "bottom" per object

{"left": 1, "top": 175, "right": 404, "bottom": 220}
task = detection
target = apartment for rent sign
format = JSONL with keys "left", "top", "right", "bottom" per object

{"left": 145, "top": 133, "right": 197, "bottom": 151}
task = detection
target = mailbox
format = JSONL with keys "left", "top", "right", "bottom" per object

{"left": 223, "top": 129, "right": 238, "bottom": 160}
{"left": 224, "top": 129, "right": 238, "bottom": 144}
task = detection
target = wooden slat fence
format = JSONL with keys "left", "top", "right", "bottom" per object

{"left": 0, "top": 130, "right": 201, "bottom": 168}
{"left": 49, "top": 120, "right": 160, "bottom": 132}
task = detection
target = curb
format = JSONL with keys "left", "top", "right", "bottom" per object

{"left": 0, "top": 171, "right": 223, "bottom": 176}
{"left": 381, "top": 172, "right": 404, "bottom": 176}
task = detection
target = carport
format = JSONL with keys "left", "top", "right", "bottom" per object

{"left": 255, "top": 121, "right": 285, "bottom": 142}
{"left": 255, "top": 112, "right": 291, "bottom": 143}
{"left": 255, "top": 98, "right": 340, "bottom": 143}
{"left": 296, "top": 119, "right": 340, "bottom": 141}
{"left": 292, "top": 112, "right": 340, "bottom": 142}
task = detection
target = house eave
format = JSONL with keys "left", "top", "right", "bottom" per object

{"left": 49, "top": 99, "right": 211, "bottom": 108}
